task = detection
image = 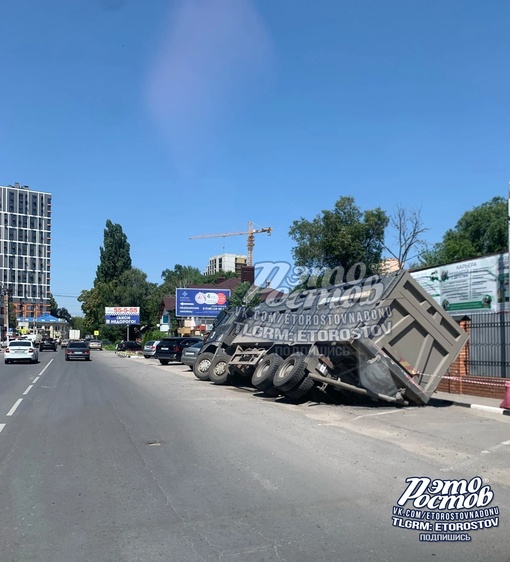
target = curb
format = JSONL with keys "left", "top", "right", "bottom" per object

{"left": 116, "top": 352, "right": 144, "bottom": 359}
{"left": 431, "top": 397, "right": 510, "bottom": 416}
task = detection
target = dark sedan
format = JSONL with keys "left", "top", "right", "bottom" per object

{"left": 116, "top": 341, "right": 142, "bottom": 352}
{"left": 39, "top": 338, "right": 58, "bottom": 352}
{"left": 155, "top": 337, "right": 202, "bottom": 365}
{"left": 65, "top": 341, "right": 91, "bottom": 361}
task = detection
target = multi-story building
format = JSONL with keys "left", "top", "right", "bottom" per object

{"left": 0, "top": 183, "right": 52, "bottom": 329}
{"left": 206, "top": 253, "right": 247, "bottom": 276}
{"left": 380, "top": 257, "right": 401, "bottom": 274}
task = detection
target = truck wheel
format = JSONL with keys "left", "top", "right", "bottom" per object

{"left": 193, "top": 352, "right": 214, "bottom": 381}
{"left": 273, "top": 353, "right": 307, "bottom": 392}
{"left": 251, "top": 354, "right": 283, "bottom": 392}
{"left": 284, "top": 376, "right": 314, "bottom": 400}
{"left": 208, "top": 355, "right": 232, "bottom": 385}
{"left": 159, "top": 359, "right": 169, "bottom": 365}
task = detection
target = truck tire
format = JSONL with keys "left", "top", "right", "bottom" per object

{"left": 208, "top": 355, "right": 232, "bottom": 385}
{"left": 251, "top": 354, "right": 283, "bottom": 392}
{"left": 273, "top": 353, "right": 307, "bottom": 392}
{"left": 284, "top": 376, "right": 314, "bottom": 400}
{"left": 193, "top": 352, "right": 214, "bottom": 381}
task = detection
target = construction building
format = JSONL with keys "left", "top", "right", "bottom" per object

{"left": 206, "top": 253, "right": 247, "bottom": 276}
{"left": 0, "top": 182, "right": 52, "bottom": 336}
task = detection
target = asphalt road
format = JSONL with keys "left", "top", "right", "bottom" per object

{"left": 0, "top": 350, "right": 509, "bottom": 562}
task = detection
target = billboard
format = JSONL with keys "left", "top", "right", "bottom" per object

{"left": 411, "top": 253, "right": 509, "bottom": 315}
{"left": 105, "top": 306, "right": 140, "bottom": 325}
{"left": 176, "top": 288, "right": 231, "bottom": 317}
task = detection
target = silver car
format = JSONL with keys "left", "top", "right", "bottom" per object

{"left": 143, "top": 340, "right": 160, "bottom": 359}
{"left": 181, "top": 342, "right": 204, "bottom": 369}
{"left": 4, "top": 340, "right": 39, "bottom": 364}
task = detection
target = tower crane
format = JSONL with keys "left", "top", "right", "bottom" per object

{"left": 190, "top": 221, "right": 272, "bottom": 267}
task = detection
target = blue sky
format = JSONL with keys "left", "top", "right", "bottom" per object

{"left": 1, "top": 0, "right": 508, "bottom": 316}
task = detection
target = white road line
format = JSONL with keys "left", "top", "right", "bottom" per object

{"left": 0, "top": 424, "right": 5, "bottom": 434}
{"left": 33, "top": 376, "right": 40, "bottom": 383}
{"left": 6, "top": 399, "right": 23, "bottom": 417}
{"left": 23, "top": 385, "right": 34, "bottom": 396}
{"left": 502, "top": 439, "right": 510, "bottom": 446}
{"left": 37, "top": 360, "right": 53, "bottom": 377}
{"left": 349, "top": 408, "right": 418, "bottom": 422}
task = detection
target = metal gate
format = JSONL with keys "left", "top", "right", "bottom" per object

{"left": 468, "top": 313, "right": 510, "bottom": 378}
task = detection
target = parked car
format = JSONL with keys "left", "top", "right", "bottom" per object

{"left": 116, "top": 341, "right": 142, "bottom": 352}
{"left": 39, "top": 338, "right": 58, "bottom": 352}
{"left": 143, "top": 340, "right": 160, "bottom": 358}
{"left": 4, "top": 340, "right": 39, "bottom": 364}
{"left": 155, "top": 337, "right": 203, "bottom": 365}
{"left": 65, "top": 340, "right": 91, "bottom": 361}
{"left": 88, "top": 339, "right": 103, "bottom": 350}
{"left": 181, "top": 341, "right": 204, "bottom": 369}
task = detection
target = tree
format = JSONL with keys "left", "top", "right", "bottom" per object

{"left": 417, "top": 196, "right": 507, "bottom": 267}
{"left": 289, "top": 196, "right": 389, "bottom": 276}
{"left": 384, "top": 206, "right": 429, "bottom": 269}
{"left": 80, "top": 220, "right": 136, "bottom": 339}
{"left": 95, "top": 220, "right": 132, "bottom": 285}
{"left": 49, "top": 293, "right": 59, "bottom": 316}
{"left": 227, "top": 281, "right": 261, "bottom": 308}
{"left": 47, "top": 293, "right": 72, "bottom": 322}
{"left": 160, "top": 265, "right": 204, "bottom": 295}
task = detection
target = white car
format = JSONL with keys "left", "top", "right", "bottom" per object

{"left": 143, "top": 340, "right": 160, "bottom": 358}
{"left": 4, "top": 340, "right": 39, "bottom": 364}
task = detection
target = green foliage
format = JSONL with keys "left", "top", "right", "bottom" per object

{"left": 201, "top": 270, "right": 239, "bottom": 284}
{"left": 417, "top": 196, "right": 507, "bottom": 267}
{"left": 227, "top": 281, "right": 261, "bottom": 308}
{"left": 141, "top": 330, "right": 167, "bottom": 345}
{"left": 95, "top": 220, "right": 132, "bottom": 285}
{"left": 48, "top": 293, "right": 59, "bottom": 316}
{"left": 289, "top": 196, "right": 389, "bottom": 275}
{"left": 8, "top": 302, "right": 17, "bottom": 328}
{"left": 160, "top": 264, "right": 204, "bottom": 293}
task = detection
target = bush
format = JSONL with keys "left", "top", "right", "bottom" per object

{"left": 142, "top": 330, "right": 167, "bottom": 345}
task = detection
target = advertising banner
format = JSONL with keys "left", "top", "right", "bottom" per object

{"left": 176, "top": 289, "right": 231, "bottom": 317}
{"left": 411, "top": 253, "right": 509, "bottom": 315}
{"left": 104, "top": 306, "right": 140, "bottom": 325}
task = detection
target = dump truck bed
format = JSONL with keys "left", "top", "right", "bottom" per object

{"left": 231, "top": 271, "right": 468, "bottom": 405}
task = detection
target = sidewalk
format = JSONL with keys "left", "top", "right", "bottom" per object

{"left": 431, "top": 390, "right": 510, "bottom": 416}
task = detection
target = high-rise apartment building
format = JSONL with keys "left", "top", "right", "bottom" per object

{"left": 206, "top": 253, "right": 247, "bottom": 276}
{"left": 0, "top": 183, "right": 52, "bottom": 322}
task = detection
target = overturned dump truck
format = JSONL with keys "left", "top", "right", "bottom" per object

{"left": 193, "top": 270, "right": 468, "bottom": 406}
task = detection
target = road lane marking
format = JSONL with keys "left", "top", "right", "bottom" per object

{"left": 33, "top": 376, "right": 40, "bottom": 383}
{"left": 6, "top": 399, "right": 23, "bottom": 417}
{"left": 23, "top": 385, "right": 33, "bottom": 395}
{"left": 38, "top": 360, "right": 53, "bottom": 376}
{"left": 0, "top": 424, "right": 5, "bottom": 434}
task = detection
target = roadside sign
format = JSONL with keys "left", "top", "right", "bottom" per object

{"left": 94, "top": 330, "right": 99, "bottom": 336}
{"left": 176, "top": 289, "right": 231, "bottom": 317}
{"left": 104, "top": 306, "right": 140, "bottom": 325}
